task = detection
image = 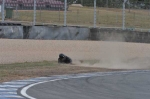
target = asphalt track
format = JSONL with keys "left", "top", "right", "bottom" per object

{"left": 24, "top": 71, "right": 150, "bottom": 99}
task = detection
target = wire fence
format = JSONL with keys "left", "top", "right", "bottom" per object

{"left": 0, "top": 0, "right": 150, "bottom": 31}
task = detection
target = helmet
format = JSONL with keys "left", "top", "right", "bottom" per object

{"left": 59, "top": 53, "right": 65, "bottom": 58}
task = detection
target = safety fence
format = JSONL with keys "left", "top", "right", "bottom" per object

{"left": 0, "top": 0, "right": 150, "bottom": 32}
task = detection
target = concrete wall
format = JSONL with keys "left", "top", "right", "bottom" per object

{"left": 28, "top": 26, "right": 90, "bottom": 40}
{"left": 1, "top": 25, "right": 150, "bottom": 43}
{"left": 27, "top": 26, "right": 150, "bottom": 43}
{"left": 90, "top": 28, "right": 150, "bottom": 43}
{"left": 0, "top": 26, "right": 23, "bottom": 39}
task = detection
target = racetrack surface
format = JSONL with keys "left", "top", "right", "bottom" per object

{"left": 26, "top": 71, "right": 150, "bottom": 99}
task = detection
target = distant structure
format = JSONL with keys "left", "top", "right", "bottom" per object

{"left": 0, "top": 0, "right": 65, "bottom": 10}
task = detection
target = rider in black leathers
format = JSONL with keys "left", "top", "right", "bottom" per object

{"left": 58, "top": 53, "right": 72, "bottom": 64}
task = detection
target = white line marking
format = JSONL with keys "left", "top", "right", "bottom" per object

{"left": 0, "top": 88, "right": 17, "bottom": 91}
{"left": 0, "top": 85, "right": 23, "bottom": 88}
{"left": 4, "top": 82, "right": 30, "bottom": 84}
{"left": 0, "top": 92, "right": 17, "bottom": 95}
{"left": 0, "top": 95, "right": 23, "bottom": 98}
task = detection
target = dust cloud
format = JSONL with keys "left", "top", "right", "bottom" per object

{"left": 73, "top": 42, "right": 150, "bottom": 70}
{"left": 77, "top": 58, "right": 150, "bottom": 69}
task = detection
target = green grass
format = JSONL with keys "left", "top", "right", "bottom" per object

{"left": 0, "top": 61, "right": 57, "bottom": 70}
{"left": 0, "top": 61, "right": 58, "bottom": 78}
{"left": 7, "top": 6, "right": 150, "bottom": 30}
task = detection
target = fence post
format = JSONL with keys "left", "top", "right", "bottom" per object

{"left": 123, "top": 0, "right": 127, "bottom": 30}
{"left": 2, "top": 0, "right": 5, "bottom": 22}
{"left": 64, "top": 0, "right": 67, "bottom": 26}
{"left": 40, "top": 6, "right": 42, "bottom": 22}
{"left": 33, "top": 0, "right": 36, "bottom": 25}
{"left": 94, "top": 0, "right": 96, "bottom": 28}
{"left": 76, "top": 9, "right": 79, "bottom": 23}
{"left": 58, "top": 8, "right": 60, "bottom": 22}
{"left": 15, "top": 5, "right": 18, "bottom": 19}
{"left": 116, "top": 12, "right": 118, "bottom": 27}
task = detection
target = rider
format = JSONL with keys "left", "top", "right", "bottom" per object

{"left": 58, "top": 53, "right": 72, "bottom": 64}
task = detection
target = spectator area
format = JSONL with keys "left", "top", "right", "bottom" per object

{"left": 0, "top": 0, "right": 64, "bottom": 10}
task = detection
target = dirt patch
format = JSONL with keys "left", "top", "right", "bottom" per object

{"left": 1, "top": 39, "right": 150, "bottom": 69}
{"left": 70, "top": 4, "right": 83, "bottom": 7}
